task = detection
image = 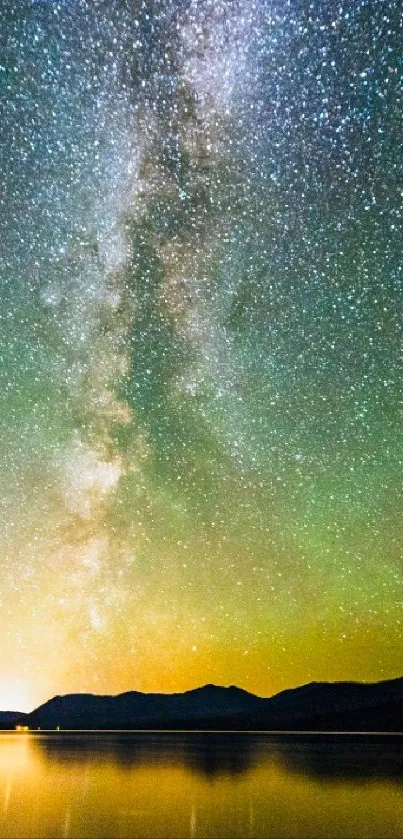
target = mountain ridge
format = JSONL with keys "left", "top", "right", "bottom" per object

{"left": 2, "top": 676, "right": 402, "bottom": 731}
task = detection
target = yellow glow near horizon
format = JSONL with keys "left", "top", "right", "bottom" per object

{"left": 0, "top": 680, "right": 34, "bottom": 715}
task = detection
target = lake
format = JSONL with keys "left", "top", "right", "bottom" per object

{"left": 0, "top": 732, "right": 402, "bottom": 837}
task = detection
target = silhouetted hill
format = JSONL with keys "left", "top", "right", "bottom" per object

{"left": 0, "top": 711, "right": 28, "bottom": 730}
{"left": 12, "top": 676, "right": 403, "bottom": 731}
{"left": 23, "top": 684, "right": 262, "bottom": 730}
{"left": 250, "top": 677, "right": 403, "bottom": 731}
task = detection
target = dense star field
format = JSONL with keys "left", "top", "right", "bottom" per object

{"left": 0, "top": 0, "right": 402, "bottom": 711}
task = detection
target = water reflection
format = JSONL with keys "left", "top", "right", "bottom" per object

{"left": 33, "top": 732, "right": 260, "bottom": 777}
{"left": 33, "top": 731, "right": 403, "bottom": 782}
{"left": 275, "top": 734, "right": 403, "bottom": 783}
{"left": 0, "top": 733, "right": 402, "bottom": 838}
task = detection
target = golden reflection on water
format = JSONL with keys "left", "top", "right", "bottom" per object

{"left": 0, "top": 733, "right": 402, "bottom": 838}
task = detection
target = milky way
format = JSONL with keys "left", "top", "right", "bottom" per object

{"left": 0, "top": 0, "right": 402, "bottom": 710}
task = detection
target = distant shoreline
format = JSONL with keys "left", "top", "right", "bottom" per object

{"left": 4, "top": 729, "right": 403, "bottom": 736}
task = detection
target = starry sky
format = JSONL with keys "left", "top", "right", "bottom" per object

{"left": 0, "top": 0, "right": 402, "bottom": 712}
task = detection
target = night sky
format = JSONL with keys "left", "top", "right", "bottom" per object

{"left": 0, "top": 0, "right": 402, "bottom": 712}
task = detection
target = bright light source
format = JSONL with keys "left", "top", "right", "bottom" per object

{"left": 0, "top": 680, "right": 33, "bottom": 713}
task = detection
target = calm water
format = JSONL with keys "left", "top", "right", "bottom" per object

{"left": 0, "top": 732, "right": 402, "bottom": 838}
